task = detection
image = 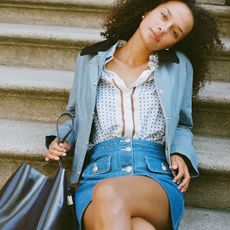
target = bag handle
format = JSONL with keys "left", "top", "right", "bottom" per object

{"left": 56, "top": 112, "right": 74, "bottom": 170}
{"left": 56, "top": 112, "right": 75, "bottom": 207}
{"left": 56, "top": 112, "right": 74, "bottom": 144}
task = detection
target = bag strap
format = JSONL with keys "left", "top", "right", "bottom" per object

{"left": 56, "top": 112, "right": 74, "bottom": 170}
{"left": 56, "top": 112, "right": 75, "bottom": 206}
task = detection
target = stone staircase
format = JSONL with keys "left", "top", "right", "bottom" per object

{"left": 0, "top": 0, "right": 229, "bottom": 229}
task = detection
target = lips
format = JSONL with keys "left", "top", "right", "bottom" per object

{"left": 150, "top": 28, "right": 159, "bottom": 42}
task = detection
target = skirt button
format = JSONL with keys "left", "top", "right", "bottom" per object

{"left": 122, "top": 166, "right": 132, "bottom": 173}
{"left": 92, "top": 164, "right": 98, "bottom": 173}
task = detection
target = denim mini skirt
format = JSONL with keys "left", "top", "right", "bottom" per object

{"left": 75, "top": 138, "right": 184, "bottom": 230}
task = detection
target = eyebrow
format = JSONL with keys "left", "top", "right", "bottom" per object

{"left": 165, "top": 7, "right": 184, "bottom": 35}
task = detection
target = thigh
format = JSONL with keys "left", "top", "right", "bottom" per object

{"left": 84, "top": 175, "right": 171, "bottom": 230}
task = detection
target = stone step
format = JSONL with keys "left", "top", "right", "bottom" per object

{"left": 0, "top": 1, "right": 228, "bottom": 36}
{"left": 193, "top": 80, "right": 230, "bottom": 137}
{"left": 0, "top": 65, "right": 229, "bottom": 137}
{"left": 186, "top": 135, "right": 230, "bottom": 209}
{"left": 0, "top": 0, "right": 113, "bottom": 29}
{"left": 0, "top": 23, "right": 229, "bottom": 81}
{"left": 180, "top": 206, "right": 230, "bottom": 230}
{"left": 0, "top": 23, "right": 101, "bottom": 70}
{"left": 0, "top": 65, "right": 72, "bottom": 122}
{"left": 0, "top": 118, "right": 229, "bottom": 209}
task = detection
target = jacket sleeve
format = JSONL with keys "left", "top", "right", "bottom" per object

{"left": 45, "top": 54, "right": 81, "bottom": 151}
{"left": 170, "top": 59, "right": 199, "bottom": 178}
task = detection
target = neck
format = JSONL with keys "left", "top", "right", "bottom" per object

{"left": 114, "top": 31, "right": 154, "bottom": 67}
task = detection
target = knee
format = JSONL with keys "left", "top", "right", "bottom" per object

{"left": 92, "top": 179, "right": 125, "bottom": 215}
{"left": 132, "top": 217, "right": 156, "bottom": 230}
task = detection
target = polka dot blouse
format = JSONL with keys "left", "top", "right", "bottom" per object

{"left": 89, "top": 40, "right": 166, "bottom": 148}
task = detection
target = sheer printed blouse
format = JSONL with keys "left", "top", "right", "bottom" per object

{"left": 89, "top": 40, "right": 166, "bottom": 148}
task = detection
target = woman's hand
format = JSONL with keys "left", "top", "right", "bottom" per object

{"left": 170, "top": 154, "right": 190, "bottom": 193}
{"left": 45, "top": 138, "right": 71, "bottom": 161}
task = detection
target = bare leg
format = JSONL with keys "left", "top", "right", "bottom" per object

{"left": 132, "top": 217, "right": 156, "bottom": 230}
{"left": 83, "top": 175, "right": 171, "bottom": 230}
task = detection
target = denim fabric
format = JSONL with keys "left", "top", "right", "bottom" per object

{"left": 75, "top": 138, "right": 184, "bottom": 230}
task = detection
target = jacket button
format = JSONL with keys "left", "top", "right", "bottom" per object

{"left": 93, "top": 82, "right": 97, "bottom": 86}
{"left": 159, "top": 89, "right": 164, "bottom": 94}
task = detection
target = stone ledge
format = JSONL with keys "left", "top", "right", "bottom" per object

{"left": 0, "top": 23, "right": 102, "bottom": 47}
{"left": 195, "top": 80, "right": 230, "bottom": 104}
{"left": 0, "top": 65, "right": 73, "bottom": 95}
{"left": 180, "top": 206, "right": 230, "bottom": 229}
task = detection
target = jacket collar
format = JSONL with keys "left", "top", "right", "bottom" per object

{"left": 80, "top": 39, "right": 179, "bottom": 64}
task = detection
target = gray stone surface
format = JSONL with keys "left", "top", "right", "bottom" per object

{"left": 194, "top": 135, "right": 230, "bottom": 173}
{"left": 0, "top": 65, "right": 72, "bottom": 121}
{"left": 180, "top": 207, "right": 230, "bottom": 230}
{"left": 187, "top": 135, "right": 230, "bottom": 209}
{"left": 0, "top": 118, "right": 53, "bottom": 159}
{"left": 0, "top": 0, "right": 112, "bottom": 29}
{"left": 193, "top": 81, "right": 230, "bottom": 137}
{"left": 0, "top": 23, "right": 101, "bottom": 70}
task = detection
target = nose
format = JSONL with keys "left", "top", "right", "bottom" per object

{"left": 158, "top": 25, "right": 168, "bottom": 35}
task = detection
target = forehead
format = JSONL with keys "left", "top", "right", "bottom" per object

{"left": 155, "top": 1, "right": 194, "bottom": 30}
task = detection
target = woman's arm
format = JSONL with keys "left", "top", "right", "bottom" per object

{"left": 45, "top": 54, "right": 81, "bottom": 157}
{"left": 170, "top": 58, "right": 199, "bottom": 187}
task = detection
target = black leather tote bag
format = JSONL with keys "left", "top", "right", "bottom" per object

{"left": 0, "top": 112, "right": 78, "bottom": 230}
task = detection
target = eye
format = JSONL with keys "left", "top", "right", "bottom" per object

{"left": 161, "top": 11, "right": 168, "bottom": 20}
{"left": 173, "top": 31, "right": 178, "bottom": 38}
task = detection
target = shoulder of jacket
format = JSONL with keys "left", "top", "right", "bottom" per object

{"left": 80, "top": 39, "right": 115, "bottom": 56}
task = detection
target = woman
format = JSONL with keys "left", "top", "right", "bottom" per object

{"left": 45, "top": 0, "right": 221, "bottom": 229}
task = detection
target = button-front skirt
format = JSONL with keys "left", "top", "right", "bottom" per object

{"left": 75, "top": 138, "right": 184, "bottom": 230}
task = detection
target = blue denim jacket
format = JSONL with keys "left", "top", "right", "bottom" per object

{"left": 46, "top": 40, "right": 199, "bottom": 184}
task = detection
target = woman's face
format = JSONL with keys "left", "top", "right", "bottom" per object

{"left": 139, "top": 0, "right": 194, "bottom": 52}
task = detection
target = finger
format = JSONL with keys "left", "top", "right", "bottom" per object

{"left": 181, "top": 185, "right": 189, "bottom": 192}
{"left": 181, "top": 184, "right": 189, "bottom": 193}
{"left": 179, "top": 167, "right": 190, "bottom": 190}
{"left": 53, "top": 143, "right": 66, "bottom": 153}
{"left": 45, "top": 156, "right": 49, "bottom": 161}
{"left": 53, "top": 146, "right": 66, "bottom": 154}
{"left": 173, "top": 163, "right": 184, "bottom": 183}
{"left": 49, "top": 149, "right": 66, "bottom": 157}
{"left": 178, "top": 176, "right": 189, "bottom": 190}
{"left": 46, "top": 152, "right": 60, "bottom": 161}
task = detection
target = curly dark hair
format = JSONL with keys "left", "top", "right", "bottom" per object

{"left": 101, "top": 0, "right": 223, "bottom": 95}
